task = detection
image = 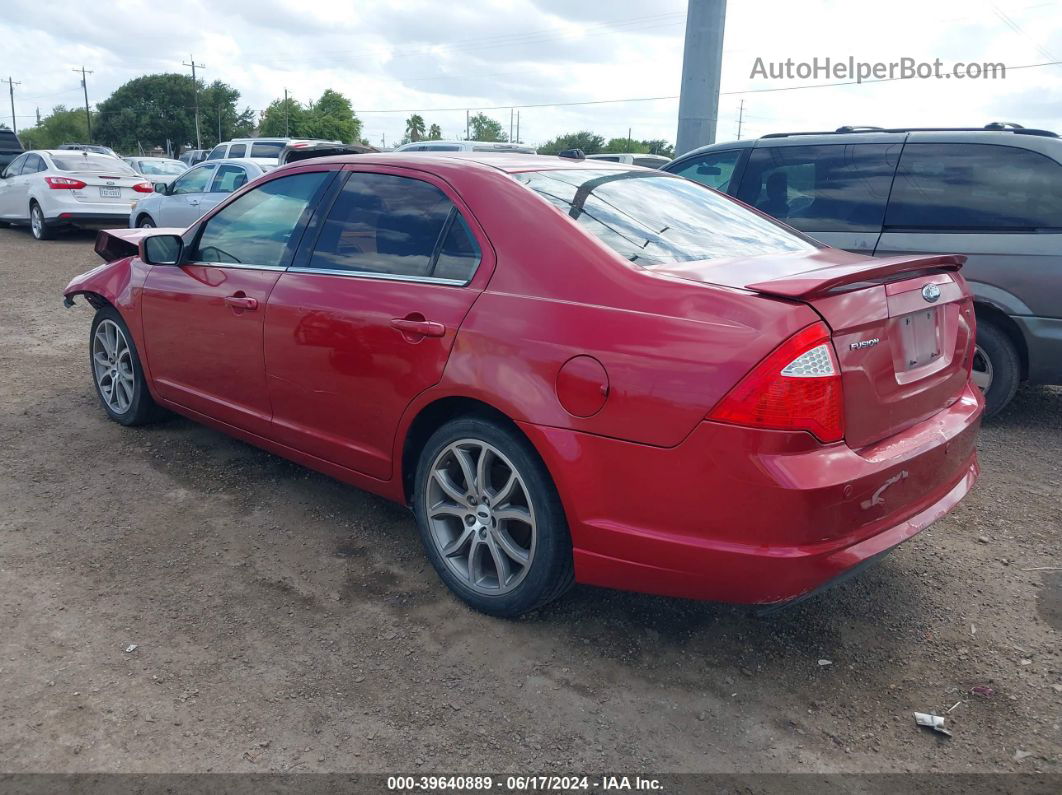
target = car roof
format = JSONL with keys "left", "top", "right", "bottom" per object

{"left": 275, "top": 151, "right": 640, "bottom": 174}
{"left": 195, "top": 157, "right": 264, "bottom": 169}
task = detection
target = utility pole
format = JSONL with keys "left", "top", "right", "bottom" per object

{"left": 510, "top": 108, "right": 513, "bottom": 142}
{"left": 73, "top": 66, "right": 93, "bottom": 141}
{"left": 465, "top": 109, "right": 470, "bottom": 141}
{"left": 736, "top": 99, "right": 745, "bottom": 140}
{"left": 182, "top": 56, "right": 205, "bottom": 150}
{"left": 6, "top": 77, "right": 20, "bottom": 134}
{"left": 516, "top": 110, "right": 520, "bottom": 143}
{"left": 676, "top": 0, "right": 727, "bottom": 156}
{"left": 35, "top": 106, "right": 40, "bottom": 125}
{"left": 283, "top": 88, "right": 289, "bottom": 137}
{"left": 627, "top": 127, "right": 632, "bottom": 152}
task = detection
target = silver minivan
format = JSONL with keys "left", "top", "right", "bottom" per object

{"left": 664, "top": 124, "right": 1062, "bottom": 416}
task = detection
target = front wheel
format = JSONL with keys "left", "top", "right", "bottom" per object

{"left": 89, "top": 306, "right": 164, "bottom": 426}
{"left": 973, "top": 321, "right": 1020, "bottom": 418}
{"left": 413, "top": 417, "right": 574, "bottom": 617}
{"left": 29, "top": 202, "right": 53, "bottom": 240}
{"left": 136, "top": 215, "right": 155, "bottom": 228}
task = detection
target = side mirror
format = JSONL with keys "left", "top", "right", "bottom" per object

{"left": 153, "top": 182, "right": 169, "bottom": 194}
{"left": 140, "top": 234, "right": 183, "bottom": 266}
{"left": 696, "top": 164, "right": 722, "bottom": 175}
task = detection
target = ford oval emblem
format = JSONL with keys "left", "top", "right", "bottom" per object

{"left": 922, "top": 283, "right": 941, "bottom": 303}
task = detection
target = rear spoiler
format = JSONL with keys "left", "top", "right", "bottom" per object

{"left": 94, "top": 227, "right": 183, "bottom": 262}
{"left": 745, "top": 254, "right": 966, "bottom": 300}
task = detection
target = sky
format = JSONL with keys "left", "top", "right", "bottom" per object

{"left": 3, "top": 0, "right": 1062, "bottom": 152}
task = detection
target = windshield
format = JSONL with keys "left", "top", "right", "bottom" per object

{"left": 139, "top": 160, "right": 186, "bottom": 176}
{"left": 52, "top": 154, "right": 135, "bottom": 174}
{"left": 515, "top": 169, "right": 817, "bottom": 266}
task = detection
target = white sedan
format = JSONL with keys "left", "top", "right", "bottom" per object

{"left": 0, "top": 150, "right": 153, "bottom": 240}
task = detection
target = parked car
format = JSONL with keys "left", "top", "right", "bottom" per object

{"left": 586, "top": 152, "right": 671, "bottom": 168}
{"left": 664, "top": 123, "right": 1062, "bottom": 416}
{"left": 279, "top": 141, "right": 377, "bottom": 165}
{"left": 0, "top": 128, "right": 23, "bottom": 170}
{"left": 205, "top": 138, "right": 339, "bottom": 168}
{"left": 0, "top": 149, "right": 151, "bottom": 240}
{"left": 179, "top": 149, "right": 209, "bottom": 167}
{"left": 129, "top": 158, "right": 268, "bottom": 229}
{"left": 123, "top": 157, "right": 187, "bottom": 186}
{"left": 393, "top": 140, "right": 537, "bottom": 154}
{"left": 64, "top": 153, "right": 982, "bottom": 617}
{"left": 59, "top": 143, "right": 119, "bottom": 158}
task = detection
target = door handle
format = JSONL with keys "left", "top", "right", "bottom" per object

{"left": 224, "top": 294, "right": 258, "bottom": 311}
{"left": 390, "top": 318, "right": 445, "bottom": 338}
{"left": 188, "top": 199, "right": 200, "bottom": 206}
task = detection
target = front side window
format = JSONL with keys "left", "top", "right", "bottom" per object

{"left": 50, "top": 154, "right": 136, "bottom": 174}
{"left": 210, "top": 164, "right": 249, "bottom": 194}
{"left": 885, "top": 143, "right": 1062, "bottom": 230}
{"left": 308, "top": 172, "right": 479, "bottom": 281}
{"left": 228, "top": 143, "right": 247, "bottom": 158}
{"left": 736, "top": 144, "right": 899, "bottom": 232}
{"left": 3, "top": 153, "right": 27, "bottom": 177}
{"left": 670, "top": 150, "right": 741, "bottom": 192}
{"left": 192, "top": 171, "right": 329, "bottom": 267}
{"left": 205, "top": 146, "right": 226, "bottom": 160}
{"left": 170, "top": 165, "right": 215, "bottom": 195}
{"left": 516, "top": 169, "right": 816, "bottom": 266}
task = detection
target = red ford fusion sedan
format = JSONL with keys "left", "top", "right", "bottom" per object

{"left": 63, "top": 153, "right": 982, "bottom": 617}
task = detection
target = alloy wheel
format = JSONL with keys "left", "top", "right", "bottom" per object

{"left": 972, "top": 345, "right": 993, "bottom": 392}
{"left": 425, "top": 439, "right": 537, "bottom": 596}
{"left": 92, "top": 319, "right": 135, "bottom": 414}
{"left": 30, "top": 206, "right": 43, "bottom": 238}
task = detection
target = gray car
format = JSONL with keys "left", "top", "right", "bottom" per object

{"left": 129, "top": 158, "right": 268, "bottom": 229}
{"left": 664, "top": 123, "right": 1062, "bottom": 416}
{"left": 122, "top": 157, "right": 188, "bottom": 187}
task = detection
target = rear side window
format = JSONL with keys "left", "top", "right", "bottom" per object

{"left": 192, "top": 171, "right": 330, "bottom": 268}
{"left": 515, "top": 169, "right": 816, "bottom": 266}
{"left": 885, "top": 143, "right": 1062, "bottom": 230}
{"left": 425, "top": 145, "right": 462, "bottom": 151}
{"left": 211, "top": 164, "right": 249, "bottom": 193}
{"left": 228, "top": 143, "right": 247, "bottom": 158}
{"left": 171, "top": 165, "right": 215, "bottom": 195}
{"left": 23, "top": 154, "right": 44, "bottom": 173}
{"left": 205, "top": 146, "right": 226, "bottom": 160}
{"left": 308, "top": 172, "right": 479, "bottom": 281}
{"left": 670, "top": 150, "right": 741, "bottom": 192}
{"left": 250, "top": 141, "right": 284, "bottom": 158}
{"left": 736, "top": 144, "right": 899, "bottom": 232}
{"left": 51, "top": 154, "right": 136, "bottom": 173}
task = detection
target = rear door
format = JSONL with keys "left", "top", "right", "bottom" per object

{"left": 264, "top": 166, "right": 492, "bottom": 479}
{"left": 735, "top": 143, "right": 901, "bottom": 254}
{"left": 141, "top": 168, "right": 334, "bottom": 436}
{"left": 876, "top": 142, "right": 1062, "bottom": 323}
{"left": 158, "top": 164, "right": 216, "bottom": 227}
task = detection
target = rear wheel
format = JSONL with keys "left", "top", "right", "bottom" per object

{"left": 29, "top": 202, "right": 53, "bottom": 241}
{"left": 413, "top": 417, "right": 574, "bottom": 617}
{"left": 90, "top": 306, "right": 164, "bottom": 426}
{"left": 973, "top": 320, "right": 1020, "bottom": 418}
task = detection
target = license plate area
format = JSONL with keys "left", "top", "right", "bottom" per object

{"left": 99, "top": 187, "right": 120, "bottom": 198}
{"left": 897, "top": 308, "right": 941, "bottom": 371}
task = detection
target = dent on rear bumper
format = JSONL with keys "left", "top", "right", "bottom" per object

{"left": 520, "top": 383, "right": 982, "bottom": 604}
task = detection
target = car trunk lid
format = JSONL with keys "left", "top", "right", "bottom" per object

{"left": 654, "top": 250, "right": 976, "bottom": 448}
{"left": 65, "top": 172, "right": 146, "bottom": 204}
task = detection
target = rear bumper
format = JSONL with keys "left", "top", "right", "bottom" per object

{"left": 1013, "top": 315, "right": 1062, "bottom": 386}
{"left": 47, "top": 211, "right": 134, "bottom": 227}
{"left": 520, "top": 383, "right": 982, "bottom": 605}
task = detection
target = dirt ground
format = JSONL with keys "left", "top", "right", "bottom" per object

{"left": 0, "top": 226, "right": 1058, "bottom": 776}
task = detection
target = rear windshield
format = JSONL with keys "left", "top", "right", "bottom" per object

{"left": 515, "top": 169, "right": 816, "bottom": 266}
{"left": 250, "top": 142, "right": 284, "bottom": 158}
{"left": 51, "top": 154, "right": 135, "bottom": 173}
{"left": 139, "top": 160, "right": 186, "bottom": 176}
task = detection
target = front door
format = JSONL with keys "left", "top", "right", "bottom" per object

{"left": 141, "top": 169, "right": 334, "bottom": 436}
{"left": 265, "top": 168, "right": 491, "bottom": 479}
{"left": 157, "top": 163, "right": 216, "bottom": 228}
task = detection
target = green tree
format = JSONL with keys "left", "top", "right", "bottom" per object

{"left": 468, "top": 112, "right": 507, "bottom": 142}
{"left": 643, "top": 139, "right": 675, "bottom": 157}
{"left": 603, "top": 137, "right": 651, "bottom": 154}
{"left": 538, "top": 131, "right": 605, "bottom": 155}
{"left": 259, "top": 96, "right": 307, "bottom": 138}
{"left": 260, "top": 90, "right": 362, "bottom": 143}
{"left": 200, "top": 81, "right": 255, "bottom": 147}
{"left": 404, "top": 114, "right": 426, "bottom": 142}
{"left": 428, "top": 123, "right": 442, "bottom": 140}
{"left": 18, "top": 106, "right": 90, "bottom": 150}
{"left": 93, "top": 73, "right": 248, "bottom": 153}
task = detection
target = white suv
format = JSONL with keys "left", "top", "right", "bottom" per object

{"left": 205, "top": 138, "right": 338, "bottom": 167}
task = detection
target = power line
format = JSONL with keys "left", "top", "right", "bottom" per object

{"left": 182, "top": 56, "right": 205, "bottom": 149}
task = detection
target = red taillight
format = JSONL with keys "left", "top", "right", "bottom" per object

{"left": 708, "top": 321, "right": 845, "bottom": 443}
{"left": 45, "top": 177, "right": 86, "bottom": 190}
{"left": 132, "top": 182, "right": 153, "bottom": 193}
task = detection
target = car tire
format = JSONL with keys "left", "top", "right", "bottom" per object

{"left": 974, "top": 320, "right": 1020, "bottom": 418}
{"left": 413, "top": 416, "right": 574, "bottom": 617}
{"left": 29, "top": 202, "right": 53, "bottom": 241}
{"left": 136, "top": 215, "right": 155, "bottom": 228}
{"left": 89, "top": 305, "right": 165, "bottom": 426}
